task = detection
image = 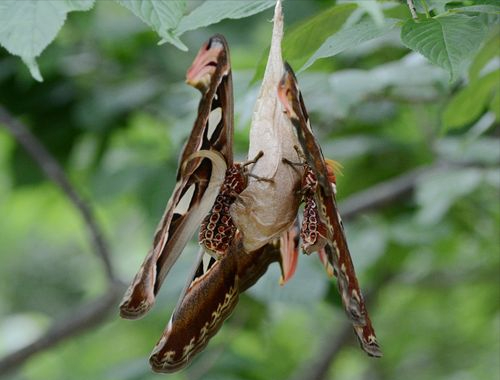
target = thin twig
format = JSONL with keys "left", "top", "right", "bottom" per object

{"left": 340, "top": 164, "right": 434, "bottom": 221}
{"left": 0, "top": 281, "right": 126, "bottom": 375}
{"left": 406, "top": 0, "right": 418, "bottom": 19}
{"left": 0, "top": 105, "right": 115, "bottom": 282}
{"left": 0, "top": 104, "right": 121, "bottom": 376}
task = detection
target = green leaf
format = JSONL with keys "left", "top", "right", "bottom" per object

{"left": 300, "top": 17, "right": 398, "bottom": 72}
{"left": 415, "top": 0, "right": 452, "bottom": 15}
{"left": 469, "top": 25, "right": 500, "bottom": 80}
{"left": 357, "top": 0, "right": 385, "bottom": 26}
{"left": 442, "top": 69, "right": 500, "bottom": 130}
{"left": 115, "top": 0, "right": 187, "bottom": 50}
{"left": 489, "top": 88, "right": 500, "bottom": 120}
{"left": 253, "top": 3, "right": 356, "bottom": 82}
{"left": 176, "top": 0, "right": 275, "bottom": 35}
{"left": 453, "top": 5, "right": 500, "bottom": 15}
{"left": 0, "top": 0, "right": 95, "bottom": 82}
{"left": 401, "top": 15, "right": 488, "bottom": 81}
{"left": 283, "top": 3, "right": 357, "bottom": 70}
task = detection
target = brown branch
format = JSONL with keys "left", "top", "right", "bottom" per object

{"left": 0, "top": 104, "right": 122, "bottom": 376}
{"left": 0, "top": 281, "right": 126, "bottom": 375}
{"left": 340, "top": 164, "right": 434, "bottom": 221}
{"left": 0, "top": 105, "right": 115, "bottom": 282}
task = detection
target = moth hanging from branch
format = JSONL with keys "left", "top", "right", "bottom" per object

{"left": 119, "top": 34, "right": 292, "bottom": 373}
{"left": 120, "top": 0, "right": 381, "bottom": 373}
{"left": 278, "top": 63, "right": 382, "bottom": 357}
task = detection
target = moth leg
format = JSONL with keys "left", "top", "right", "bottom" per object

{"left": 244, "top": 150, "right": 274, "bottom": 183}
{"left": 242, "top": 150, "right": 264, "bottom": 167}
{"left": 282, "top": 157, "right": 303, "bottom": 167}
{"left": 247, "top": 173, "right": 274, "bottom": 183}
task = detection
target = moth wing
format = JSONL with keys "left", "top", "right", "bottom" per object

{"left": 278, "top": 63, "right": 382, "bottom": 357}
{"left": 120, "top": 35, "right": 234, "bottom": 319}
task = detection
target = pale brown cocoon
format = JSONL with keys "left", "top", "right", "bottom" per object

{"left": 230, "top": 0, "right": 303, "bottom": 252}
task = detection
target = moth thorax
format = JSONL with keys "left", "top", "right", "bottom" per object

{"left": 301, "top": 165, "right": 318, "bottom": 196}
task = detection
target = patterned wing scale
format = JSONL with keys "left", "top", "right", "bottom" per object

{"left": 278, "top": 63, "right": 382, "bottom": 357}
{"left": 150, "top": 236, "right": 280, "bottom": 373}
{"left": 199, "top": 163, "right": 247, "bottom": 259}
{"left": 120, "top": 35, "right": 234, "bottom": 319}
{"left": 150, "top": 249, "right": 239, "bottom": 373}
{"left": 122, "top": 27, "right": 382, "bottom": 374}
{"left": 122, "top": 34, "right": 285, "bottom": 373}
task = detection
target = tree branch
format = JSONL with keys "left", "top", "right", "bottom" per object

{"left": 406, "top": 0, "right": 418, "bottom": 19}
{"left": 0, "top": 104, "right": 121, "bottom": 376}
{"left": 0, "top": 281, "right": 125, "bottom": 375}
{"left": 0, "top": 105, "right": 115, "bottom": 282}
{"left": 340, "top": 164, "right": 433, "bottom": 221}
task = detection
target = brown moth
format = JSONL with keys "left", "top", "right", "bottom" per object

{"left": 278, "top": 63, "right": 382, "bottom": 358}
{"left": 120, "top": 33, "right": 292, "bottom": 373}
{"left": 230, "top": 0, "right": 304, "bottom": 253}
{"left": 119, "top": 35, "right": 234, "bottom": 319}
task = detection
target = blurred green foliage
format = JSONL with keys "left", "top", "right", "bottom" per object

{"left": 0, "top": 1, "right": 499, "bottom": 380}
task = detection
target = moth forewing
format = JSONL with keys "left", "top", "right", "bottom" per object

{"left": 277, "top": 63, "right": 382, "bottom": 358}
{"left": 120, "top": 35, "right": 234, "bottom": 319}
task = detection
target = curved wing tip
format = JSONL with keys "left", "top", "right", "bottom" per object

{"left": 149, "top": 356, "right": 187, "bottom": 374}
{"left": 118, "top": 302, "right": 154, "bottom": 320}
{"left": 366, "top": 345, "right": 383, "bottom": 358}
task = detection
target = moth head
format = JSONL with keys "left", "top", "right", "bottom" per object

{"left": 277, "top": 62, "right": 299, "bottom": 119}
{"left": 186, "top": 35, "right": 226, "bottom": 92}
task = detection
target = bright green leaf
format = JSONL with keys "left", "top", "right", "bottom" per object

{"left": 0, "top": 0, "right": 95, "bottom": 82}
{"left": 282, "top": 3, "right": 357, "bottom": 71}
{"left": 21, "top": 56, "right": 43, "bottom": 82}
{"left": 176, "top": 0, "right": 275, "bottom": 35}
{"left": 469, "top": 25, "right": 500, "bottom": 80}
{"left": 442, "top": 69, "right": 500, "bottom": 130}
{"left": 401, "top": 15, "right": 488, "bottom": 81}
{"left": 116, "top": 0, "right": 187, "bottom": 50}
{"left": 453, "top": 5, "right": 500, "bottom": 15}
{"left": 300, "top": 18, "right": 398, "bottom": 72}
{"left": 357, "top": 0, "right": 385, "bottom": 26}
{"left": 415, "top": 0, "right": 452, "bottom": 15}
{"left": 489, "top": 88, "right": 500, "bottom": 120}
{"left": 253, "top": 3, "right": 356, "bottom": 82}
